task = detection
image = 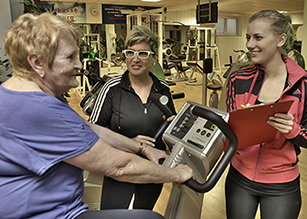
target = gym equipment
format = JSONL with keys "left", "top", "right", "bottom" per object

{"left": 75, "top": 58, "right": 102, "bottom": 98}
{"left": 185, "top": 28, "right": 198, "bottom": 61}
{"left": 185, "top": 60, "right": 203, "bottom": 85}
{"left": 166, "top": 60, "right": 190, "bottom": 82}
{"left": 82, "top": 33, "right": 102, "bottom": 73}
{"left": 110, "top": 53, "right": 124, "bottom": 67}
{"left": 151, "top": 62, "right": 185, "bottom": 99}
{"left": 208, "top": 84, "right": 222, "bottom": 108}
{"left": 163, "top": 59, "right": 175, "bottom": 76}
{"left": 223, "top": 49, "right": 252, "bottom": 79}
{"left": 186, "top": 59, "right": 222, "bottom": 108}
{"left": 186, "top": 60, "right": 223, "bottom": 87}
{"left": 288, "top": 49, "right": 305, "bottom": 69}
{"left": 163, "top": 38, "right": 184, "bottom": 60}
{"left": 80, "top": 70, "right": 112, "bottom": 116}
{"left": 196, "top": 27, "right": 223, "bottom": 80}
{"left": 151, "top": 94, "right": 237, "bottom": 219}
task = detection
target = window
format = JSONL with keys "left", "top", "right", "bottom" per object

{"left": 216, "top": 18, "right": 225, "bottom": 34}
{"left": 227, "top": 18, "right": 237, "bottom": 34}
{"left": 215, "top": 16, "right": 238, "bottom": 35}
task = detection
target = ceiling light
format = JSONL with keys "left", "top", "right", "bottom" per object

{"left": 141, "top": 0, "right": 162, "bottom": 2}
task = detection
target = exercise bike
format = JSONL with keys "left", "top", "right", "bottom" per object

{"left": 150, "top": 93, "right": 238, "bottom": 219}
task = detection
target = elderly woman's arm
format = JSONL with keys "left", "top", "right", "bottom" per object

{"left": 86, "top": 121, "right": 168, "bottom": 163}
{"left": 64, "top": 137, "right": 193, "bottom": 184}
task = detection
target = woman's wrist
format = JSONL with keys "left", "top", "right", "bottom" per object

{"left": 137, "top": 142, "right": 147, "bottom": 155}
{"left": 137, "top": 142, "right": 143, "bottom": 154}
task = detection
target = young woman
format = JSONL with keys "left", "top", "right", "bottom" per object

{"left": 225, "top": 10, "right": 307, "bottom": 219}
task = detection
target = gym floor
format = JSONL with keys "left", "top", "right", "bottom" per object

{"left": 68, "top": 70, "right": 307, "bottom": 219}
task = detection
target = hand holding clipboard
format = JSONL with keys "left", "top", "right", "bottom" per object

{"left": 225, "top": 100, "right": 294, "bottom": 150}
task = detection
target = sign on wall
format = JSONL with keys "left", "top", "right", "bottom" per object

{"left": 102, "top": 4, "right": 159, "bottom": 24}
{"left": 41, "top": 2, "right": 86, "bottom": 23}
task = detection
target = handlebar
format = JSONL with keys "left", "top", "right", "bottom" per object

{"left": 80, "top": 82, "right": 102, "bottom": 108}
{"left": 150, "top": 93, "right": 173, "bottom": 142}
{"left": 184, "top": 106, "right": 237, "bottom": 193}
{"left": 80, "top": 70, "right": 107, "bottom": 108}
{"left": 233, "top": 49, "right": 246, "bottom": 53}
{"left": 151, "top": 94, "right": 238, "bottom": 193}
{"left": 82, "top": 69, "right": 106, "bottom": 85}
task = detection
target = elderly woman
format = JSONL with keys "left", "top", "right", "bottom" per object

{"left": 89, "top": 25, "right": 176, "bottom": 210}
{"left": 225, "top": 10, "right": 307, "bottom": 219}
{"left": 0, "top": 13, "right": 193, "bottom": 219}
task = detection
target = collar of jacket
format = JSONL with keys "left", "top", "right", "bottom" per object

{"left": 118, "top": 70, "right": 167, "bottom": 93}
{"left": 253, "top": 58, "right": 307, "bottom": 94}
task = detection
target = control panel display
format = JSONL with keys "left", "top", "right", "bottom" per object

{"left": 169, "top": 105, "right": 221, "bottom": 151}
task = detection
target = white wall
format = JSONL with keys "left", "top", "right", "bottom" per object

{"left": 291, "top": 13, "right": 304, "bottom": 25}
{"left": 166, "top": 9, "right": 198, "bottom": 26}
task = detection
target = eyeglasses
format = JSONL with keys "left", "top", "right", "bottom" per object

{"left": 123, "top": 49, "right": 154, "bottom": 60}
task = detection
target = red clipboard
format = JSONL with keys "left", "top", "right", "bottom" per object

{"left": 225, "top": 100, "right": 294, "bottom": 150}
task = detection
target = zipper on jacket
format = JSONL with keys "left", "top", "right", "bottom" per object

{"left": 253, "top": 143, "right": 263, "bottom": 181}
{"left": 144, "top": 107, "right": 147, "bottom": 114}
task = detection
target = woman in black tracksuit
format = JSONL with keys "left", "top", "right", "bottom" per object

{"left": 89, "top": 25, "right": 176, "bottom": 210}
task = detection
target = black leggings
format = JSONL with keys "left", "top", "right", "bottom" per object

{"left": 100, "top": 176, "right": 163, "bottom": 210}
{"left": 225, "top": 172, "right": 301, "bottom": 219}
{"left": 75, "top": 209, "right": 165, "bottom": 219}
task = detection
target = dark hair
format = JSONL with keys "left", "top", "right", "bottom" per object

{"left": 249, "top": 10, "right": 294, "bottom": 59}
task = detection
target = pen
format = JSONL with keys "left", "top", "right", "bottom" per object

{"left": 241, "top": 104, "right": 251, "bottom": 108}
{"left": 240, "top": 103, "right": 264, "bottom": 109}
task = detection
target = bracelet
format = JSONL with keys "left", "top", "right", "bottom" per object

{"left": 137, "top": 142, "right": 143, "bottom": 154}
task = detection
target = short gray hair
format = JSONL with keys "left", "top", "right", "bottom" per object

{"left": 125, "top": 25, "right": 159, "bottom": 55}
{"left": 4, "top": 13, "right": 83, "bottom": 79}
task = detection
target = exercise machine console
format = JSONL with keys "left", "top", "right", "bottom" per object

{"left": 152, "top": 96, "right": 237, "bottom": 219}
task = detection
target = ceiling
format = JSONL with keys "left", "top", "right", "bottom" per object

{"left": 56, "top": 0, "right": 304, "bottom": 15}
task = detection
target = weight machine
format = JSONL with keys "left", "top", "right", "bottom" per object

{"left": 185, "top": 27, "right": 222, "bottom": 88}
{"left": 185, "top": 27, "right": 198, "bottom": 62}
{"left": 75, "top": 28, "right": 102, "bottom": 98}
{"left": 196, "top": 28, "right": 222, "bottom": 83}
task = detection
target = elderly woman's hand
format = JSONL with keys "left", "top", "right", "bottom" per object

{"left": 173, "top": 164, "right": 194, "bottom": 185}
{"left": 166, "top": 115, "right": 176, "bottom": 122}
{"left": 142, "top": 146, "right": 168, "bottom": 164}
{"left": 133, "top": 135, "right": 155, "bottom": 148}
{"left": 162, "top": 114, "right": 175, "bottom": 121}
{"left": 267, "top": 113, "right": 294, "bottom": 134}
